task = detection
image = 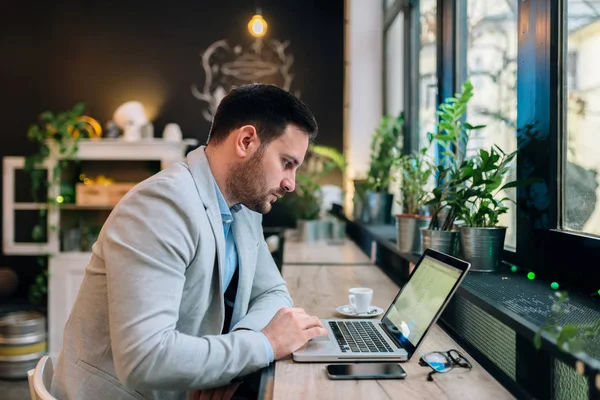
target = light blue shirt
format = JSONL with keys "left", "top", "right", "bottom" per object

{"left": 212, "top": 180, "right": 274, "bottom": 363}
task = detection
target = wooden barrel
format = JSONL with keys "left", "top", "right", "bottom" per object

{"left": 0, "top": 311, "right": 47, "bottom": 379}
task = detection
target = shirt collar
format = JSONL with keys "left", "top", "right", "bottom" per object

{"left": 212, "top": 178, "right": 241, "bottom": 221}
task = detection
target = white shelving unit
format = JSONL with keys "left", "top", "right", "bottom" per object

{"left": 2, "top": 138, "right": 197, "bottom": 360}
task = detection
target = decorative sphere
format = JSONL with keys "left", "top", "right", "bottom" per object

{"left": 0, "top": 267, "right": 18, "bottom": 297}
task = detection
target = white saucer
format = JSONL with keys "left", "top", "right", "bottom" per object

{"left": 335, "top": 305, "right": 384, "bottom": 318}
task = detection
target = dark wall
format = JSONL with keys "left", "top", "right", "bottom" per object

{"left": 0, "top": 0, "right": 344, "bottom": 302}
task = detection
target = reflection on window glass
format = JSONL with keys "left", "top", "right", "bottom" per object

{"left": 386, "top": 12, "right": 404, "bottom": 216}
{"left": 459, "top": 0, "right": 518, "bottom": 249}
{"left": 564, "top": 0, "right": 600, "bottom": 236}
{"left": 385, "top": 13, "right": 404, "bottom": 116}
{"left": 419, "top": 0, "right": 437, "bottom": 150}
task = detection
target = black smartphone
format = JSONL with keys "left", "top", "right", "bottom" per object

{"left": 326, "top": 363, "right": 407, "bottom": 380}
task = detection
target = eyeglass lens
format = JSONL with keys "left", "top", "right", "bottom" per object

{"left": 422, "top": 352, "right": 453, "bottom": 372}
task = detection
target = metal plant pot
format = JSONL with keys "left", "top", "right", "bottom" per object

{"left": 329, "top": 219, "right": 346, "bottom": 244}
{"left": 297, "top": 220, "right": 321, "bottom": 242}
{"left": 318, "top": 220, "right": 333, "bottom": 240}
{"left": 353, "top": 194, "right": 367, "bottom": 223}
{"left": 421, "top": 229, "right": 459, "bottom": 256}
{"left": 459, "top": 226, "right": 507, "bottom": 272}
{"left": 364, "top": 191, "right": 394, "bottom": 224}
{"left": 395, "top": 214, "right": 431, "bottom": 254}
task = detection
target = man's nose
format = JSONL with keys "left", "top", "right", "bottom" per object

{"left": 282, "top": 177, "right": 295, "bottom": 192}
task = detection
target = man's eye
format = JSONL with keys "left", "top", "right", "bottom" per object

{"left": 284, "top": 160, "right": 292, "bottom": 168}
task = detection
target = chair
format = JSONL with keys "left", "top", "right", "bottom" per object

{"left": 263, "top": 227, "right": 286, "bottom": 272}
{"left": 27, "top": 355, "right": 57, "bottom": 400}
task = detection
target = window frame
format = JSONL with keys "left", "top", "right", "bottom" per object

{"left": 389, "top": 0, "right": 599, "bottom": 295}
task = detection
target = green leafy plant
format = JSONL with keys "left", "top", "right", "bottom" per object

{"left": 291, "top": 144, "right": 346, "bottom": 221}
{"left": 28, "top": 267, "right": 48, "bottom": 306}
{"left": 365, "top": 113, "right": 404, "bottom": 193}
{"left": 23, "top": 102, "right": 90, "bottom": 305}
{"left": 426, "top": 80, "right": 542, "bottom": 231}
{"left": 293, "top": 174, "right": 322, "bottom": 221}
{"left": 535, "top": 291, "right": 600, "bottom": 354}
{"left": 396, "top": 147, "right": 434, "bottom": 215}
{"left": 426, "top": 79, "right": 485, "bottom": 230}
{"left": 455, "top": 147, "right": 515, "bottom": 227}
{"left": 353, "top": 179, "right": 369, "bottom": 201}
{"left": 309, "top": 144, "right": 346, "bottom": 173}
{"left": 452, "top": 146, "right": 541, "bottom": 227}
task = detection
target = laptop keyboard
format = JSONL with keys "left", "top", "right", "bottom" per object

{"left": 329, "top": 321, "right": 394, "bottom": 353}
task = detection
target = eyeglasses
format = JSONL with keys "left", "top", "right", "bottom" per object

{"left": 419, "top": 349, "right": 473, "bottom": 381}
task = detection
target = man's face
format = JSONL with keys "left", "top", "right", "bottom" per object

{"left": 226, "top": 124, "right": 309, "bottom": 214}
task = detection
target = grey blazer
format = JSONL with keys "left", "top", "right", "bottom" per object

{"left": 51, "top": 146, "right": 293, "bottom": 400}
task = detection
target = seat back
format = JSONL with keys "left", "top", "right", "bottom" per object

{"left": 28, "top": 356, "right": 56, "bottom": 400}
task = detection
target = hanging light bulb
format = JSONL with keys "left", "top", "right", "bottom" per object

{"left": 248, "top": 8, "right": 267, "bottom": 38}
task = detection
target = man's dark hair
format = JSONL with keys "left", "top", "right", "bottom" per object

{"left": 206, "top": 83, "right": 318, "bottom": 147}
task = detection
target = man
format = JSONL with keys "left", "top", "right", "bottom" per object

{"left": 51, "top": 83, "right": 328, "bottom": 400}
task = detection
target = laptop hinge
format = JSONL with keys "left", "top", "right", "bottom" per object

{"left": 380, "top": 323, "right": 402, "bottom": 349}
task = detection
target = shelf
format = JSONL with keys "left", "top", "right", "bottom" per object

{"left": 345, "top": 217, "right": 600, "bottom": 373}
{"left": 46, "top": 138, "right": 198, "bottom": 163}
{"left": 13, "top": 203, "right": 47, "bottom": 210}
{"left": 59, "top": 204, "right": 114, "bottom": 210}
{"left": 58, "top": 251, "right": 93, "bottom": 256}
{"left": 13, "top": 203, "right": 115, "bottom": 211}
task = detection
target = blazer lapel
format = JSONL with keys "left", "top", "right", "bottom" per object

{"left": 205, "top": 203, "right": 226, "bottom": 295}
{"left": 230, "top": 212, "right": 258, "bottom": 326}
{"left": 185, "top": 146, "right": 226, "bottom": 295}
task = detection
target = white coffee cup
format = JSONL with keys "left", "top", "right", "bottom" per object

{"left": 348, "top": 287, "right": 373, "bottom": 314}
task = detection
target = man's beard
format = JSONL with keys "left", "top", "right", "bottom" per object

{"left": 225, "top": 152, "right": 284, "bottom": 214}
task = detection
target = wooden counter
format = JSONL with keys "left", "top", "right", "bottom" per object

{"left": 269, "top": 264, "right": 515, "bottom": 400}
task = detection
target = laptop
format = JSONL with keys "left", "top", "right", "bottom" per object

{"left": 292, "top": 248, "right": 471, "bottom": 362}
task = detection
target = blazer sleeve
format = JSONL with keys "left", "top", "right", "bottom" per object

{"left": 98, "top": 176, "right": 270, "bottom": 391}
{"left": 231, "top": 214, "right": 293, "bottom": 333}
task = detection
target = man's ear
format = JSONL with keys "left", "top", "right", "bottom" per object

{"left": 233, "top": 125, "right": 261, "bottom": 158}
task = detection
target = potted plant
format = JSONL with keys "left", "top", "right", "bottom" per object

{"left": 361, "top": 112, "right": 404, "bottom": 224}
{"left": 394, "top": 147, "right": 434, "bottom": 254}
{"left": 24, "top": 103, "right": 99, "bottom": 307}
{"left": 352, "top": 179, "right": 369, "bottom": 222}
{"left": 292, "top": 144, "right": 346, "bottom": 242}
{"left": 422, "top": 79, "right": 484, "bottom": 256}
{"left": 455, "top": 146, "right": 536, "bottom": 271}
{"left": 423, "top": 79, "right": 539, "bottom": 263}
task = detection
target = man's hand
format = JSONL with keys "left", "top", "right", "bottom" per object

{"left": 190, "top": 382, "right": 240, "bottom": 400}
{"left": 261, "top": 307, "right": 328, "bottom": 360}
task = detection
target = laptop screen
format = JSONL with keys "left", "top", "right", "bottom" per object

{"left": 381, "top": 254, "right": 464, "bottom": 355}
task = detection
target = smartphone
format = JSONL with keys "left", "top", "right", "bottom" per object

{"left": 326, "top": 363, "right": 407, "bottom": 380}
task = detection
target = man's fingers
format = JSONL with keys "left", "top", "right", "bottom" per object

{"left": 296, "top": 314, "right": 323, "bottom": 330}
{"left": 198, "top": 389, "right": 213, "bottom": 400}
{"left": 189, "top": 390, "right": 201, "bottom": 400}
{"left": 305, "top": 326, "right": 329, "bottom": 340}
{"left": 223, "top": 383, "right": 240, "bottom": 400}
{"left": 192, "top": 382, "right": 239, "bottom": 400}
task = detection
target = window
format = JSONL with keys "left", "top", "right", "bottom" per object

{"left": 385, "top": 11, "right": 404, "bottom": 117}
{"left": 564, "top": 0, "right": 600, "bottom": 236}
{"left": 456, "top": 0, "right": 518, "bottom": 249}
{"left": 418, "top": 0, "right": 437, "bottom": 148}
{"left": 385, "top": 0, "right": 397, "bottom": 11}
{"left": 384, "top": 8, "right": 405, "bottom": 216}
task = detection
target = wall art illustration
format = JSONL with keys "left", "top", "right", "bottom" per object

{"left": 191, "top": 39, "right": 299, "bottom": 122}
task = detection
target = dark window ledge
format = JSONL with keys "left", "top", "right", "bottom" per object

{"left": 344, "top": 218, "right": 600, "bottom": 374}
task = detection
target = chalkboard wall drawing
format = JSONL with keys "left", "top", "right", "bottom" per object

{"left": 191, "top": 38, "right": 298, "bottom": 122}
